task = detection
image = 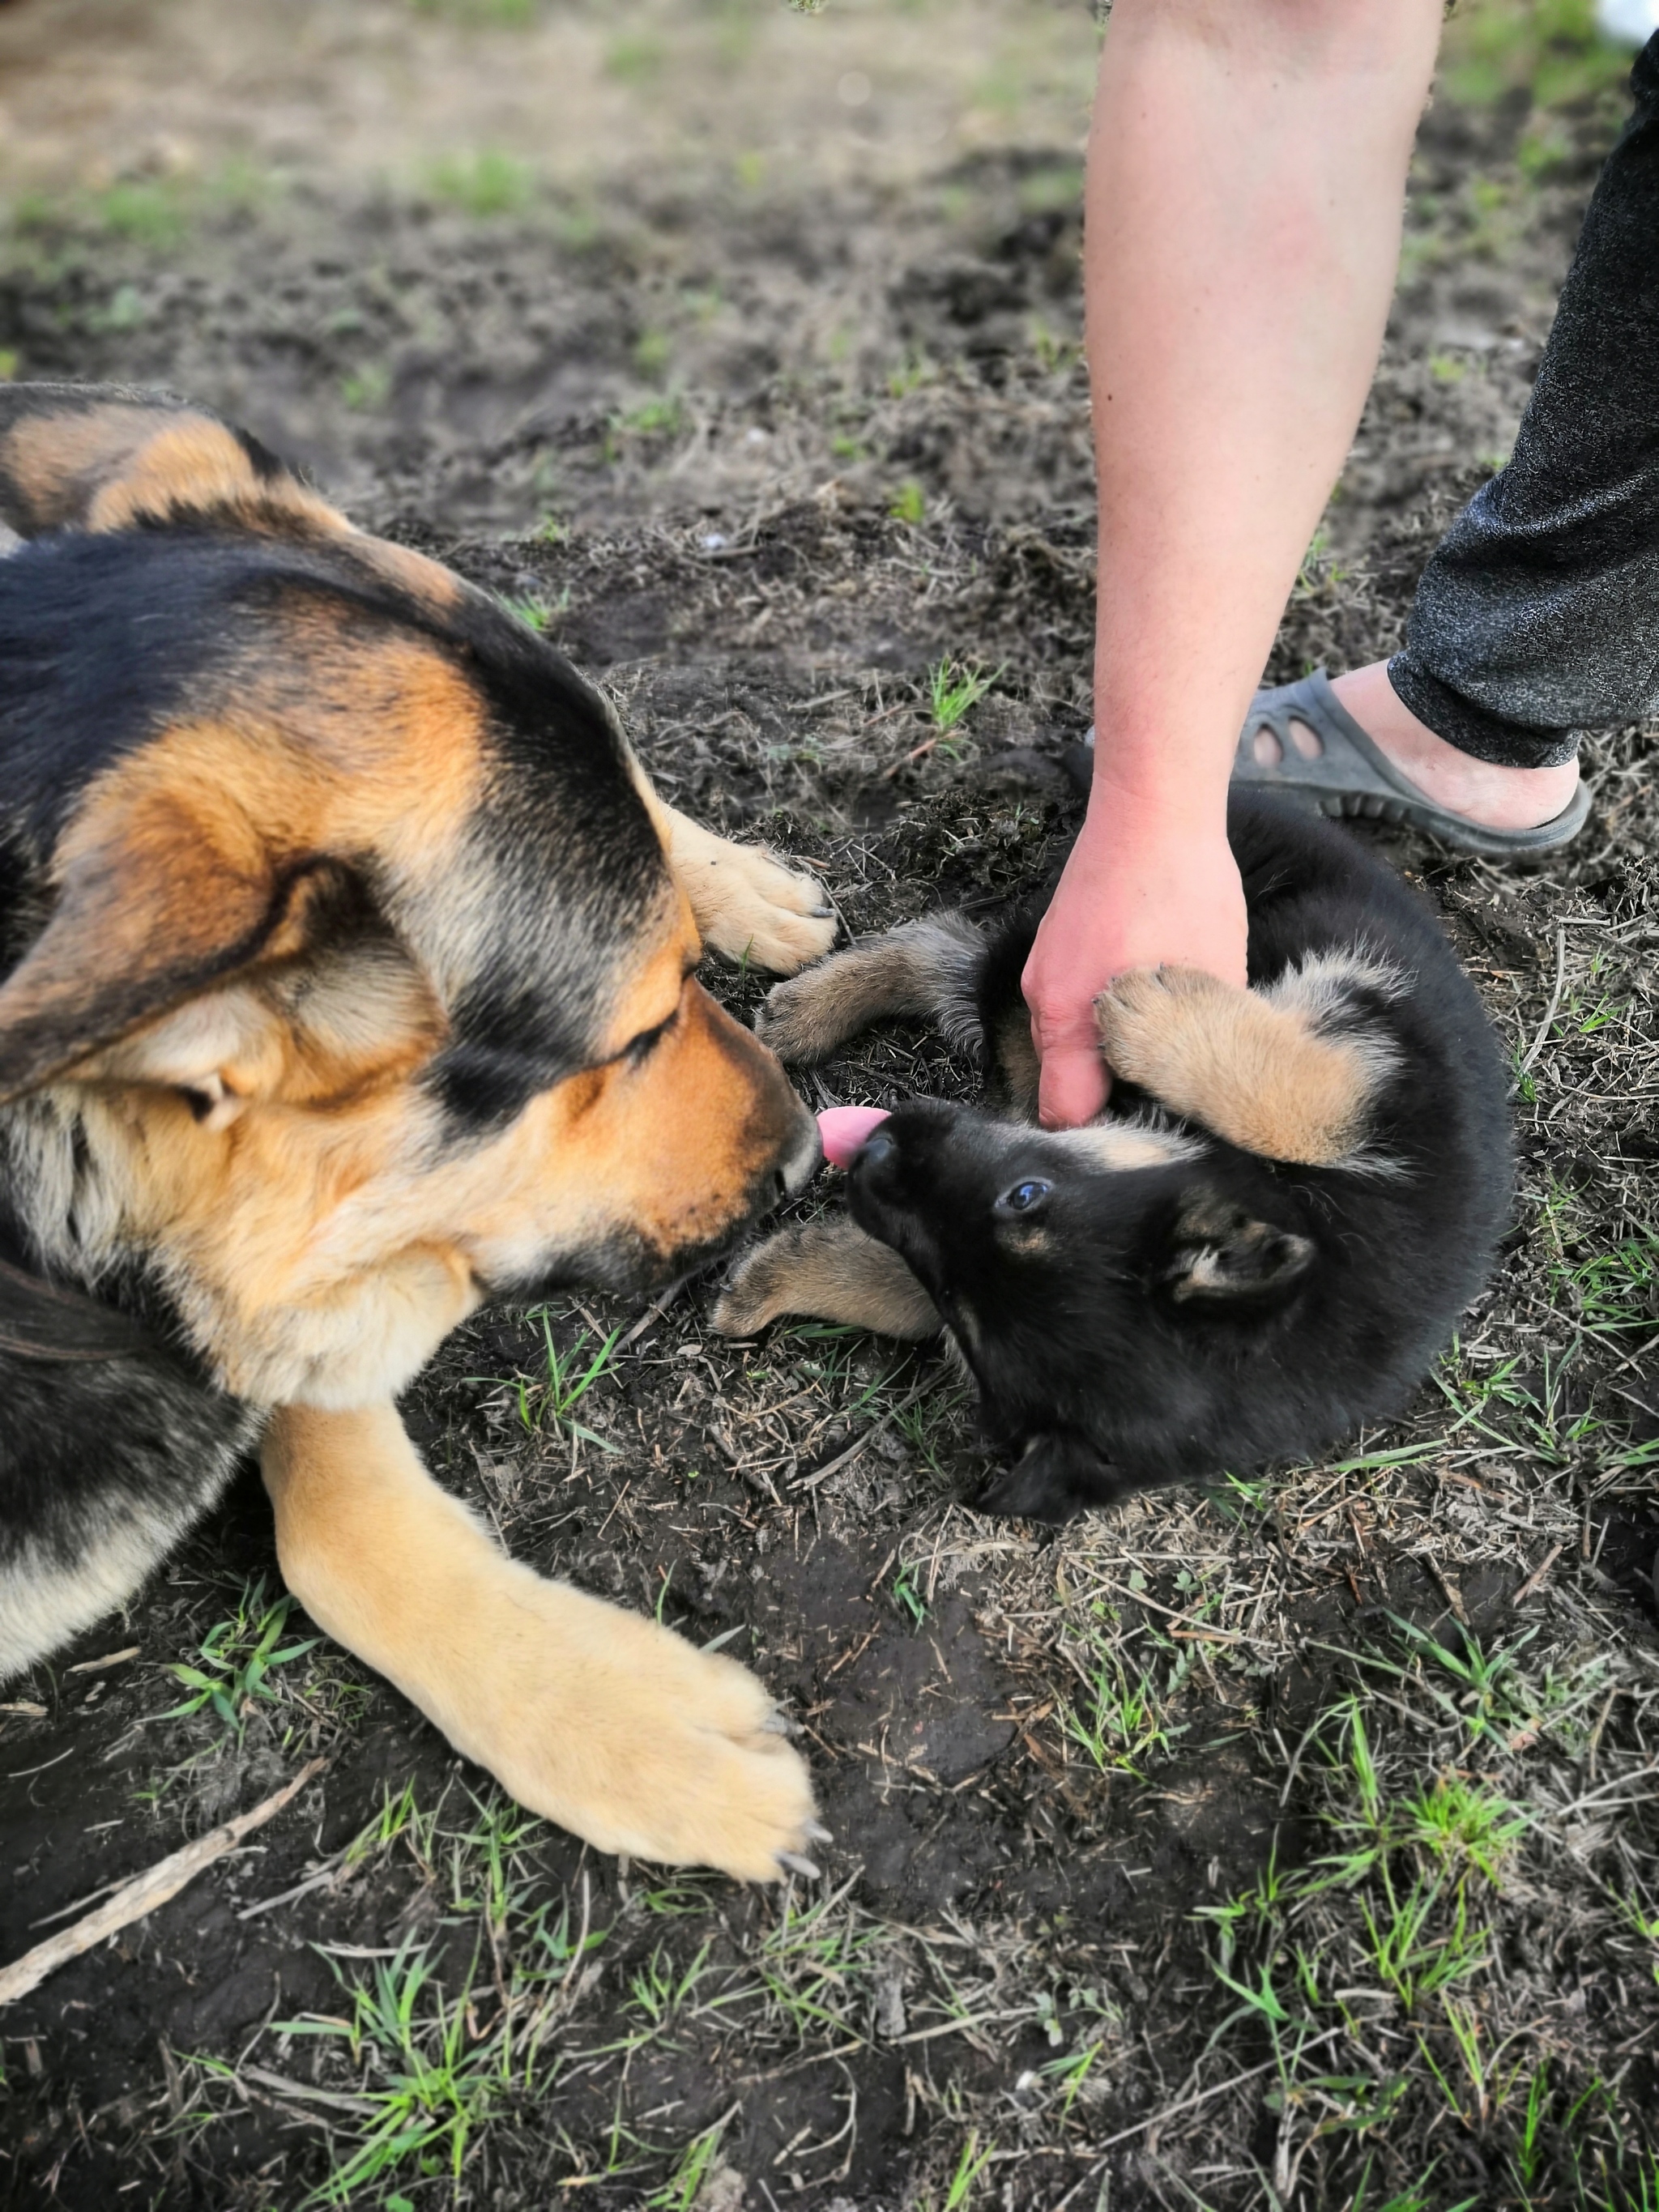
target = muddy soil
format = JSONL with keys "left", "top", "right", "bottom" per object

{"left": 4, "top": 15, "right": 1659, "bottom": 2211}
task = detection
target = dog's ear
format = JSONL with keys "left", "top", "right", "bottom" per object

{"left": 976, "top": 1432, "right": 1117, "bottom": 1524}
{"left": 0, "top": 776, "right": 358, "bottom": 1104}
{"left": 1162, "top": 1192, "right": 1314, "bottom": 1306}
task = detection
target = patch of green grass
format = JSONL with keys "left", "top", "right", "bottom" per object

{"left": 1439, "top": 0, "right": 1633, "bottom": 111}
{"left": 87, "top": 178, "right": 191, "bottom": 250}
{"left": 937, "top": 2129, "right": 995, "bottom": 2209}
{"left": 887, "top": 352, "right": 935, "bottom": 399}
{"left": 161, "top": 1576, "right": 319, "bottom": 1738}
{"left": 339, "top": 362, "right": 392, "bottom": 412}
{"left": 516, "top": 1310, "right": 625, "bottom": 1445}
{"left": 1028, "top": 318, "right": 1079, "bottom": 374}
{"left": 633, "top": 327, "right": 673, "bottom": 380}
{"left": 87, "top": 282, "right": 147, "bottom": 333}
{"left": 604, "top": 35, "right": 667, "bottom": 84}
{"left": 927, "top": 655, "right": 1001, "bottom": 733}
{"left": 1016, "top": 164, "right": 1082, "bottom": 215}
{"left": 643, "top": 2111, "right": 735, "bottom": 2210}
{"left": 427, "top": 150, "right": 533, "bottom": 217}
{"left": 278, "top": 1936, "right": 506, "bottom": 2206}
{"left": 410, "top": 0, "right": 535, "bottom": 19}
{"left": 890, "top": 1566, "right": 928, "bottom": 1630}
{"left": 888, "top": 477, "right": 927, "bottom": 526}
{"left": 606, "top": 395, "right": 685, "bottom": 456}
{"left": 1060, "top": 1606, "right": 1189, "bottom": 1779}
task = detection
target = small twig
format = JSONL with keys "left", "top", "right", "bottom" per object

{"left": 66, "top": 1647, "right": 141, "bottom": 1675}
{"left": 0, "top": 1758, "right": 327, "bottom": 2007}
{"left": 1512, "top": 1541, "right": 1565, "bottom": 1605}
{"left": 1090, "top": 2027, "right": 1343, "bottom": 2153}
{"left": 792, "top": 1378, "right": 935, "bottom": 1492}
{"left": 241, "top": 2065, "right": 379, "bottom": 2116}
{"left": 881, "top": 733, "right": 939, "bottom": 779}
{"left": 617, "top": 1275, "right": 689, "bottom": 1350}
{"left": 1517, "top": 924, "right": 1568, "bottom": 1077}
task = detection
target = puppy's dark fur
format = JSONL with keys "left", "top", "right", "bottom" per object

{"left": 717, "top": 796, "right": 1512, "bottom": 1521}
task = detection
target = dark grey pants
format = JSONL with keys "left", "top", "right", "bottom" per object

{"left": 1389, "top": 33, "right": 1659, "bottom": 769}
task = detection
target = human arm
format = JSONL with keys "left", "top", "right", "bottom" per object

{"left": 1023, "top": 0, "right": 1444, "bottom": 1127}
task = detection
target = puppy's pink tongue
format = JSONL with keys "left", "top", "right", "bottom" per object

{"left": 817, "top": 1106, "right": 891, "bottom": 1169}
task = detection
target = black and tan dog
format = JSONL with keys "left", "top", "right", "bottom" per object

{"left": 0, "top": 382, "right": 838, "bottom": 1882}
{"left": 715, "top": 795, "right": 1512, "bottom": 1517}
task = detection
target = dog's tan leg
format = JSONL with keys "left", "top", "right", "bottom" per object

{"left": 262, "top": 1403, "right": 818, "bottom": 1879}
{"left": 639, "top": 791, "right": 836, "bottom": 975}
{"left": 1095, "top": 961, "right": 1397, "bottom": 1166}
{"left": 714, "top": 1217, "right": 939, "bottom": 1338}
{"left": 755, "top": 914, "right": 985, "bottom": 1064}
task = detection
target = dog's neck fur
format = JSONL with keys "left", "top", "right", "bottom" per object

{"left": 0, "top": 1090, "right": 176, "bottom": 1362}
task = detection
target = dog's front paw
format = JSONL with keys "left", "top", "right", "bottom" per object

{"left": 752, "top": 967, "right": 844, "bottom": 1063}
{"left": 689, "top": 843, "right": 836, "bottom": 974}
{"left": 473, "top": 1581, "right": 821, "bottom": 1882}
{"left": 1094, "top": 964, "right": 1224, "bottom": 1091}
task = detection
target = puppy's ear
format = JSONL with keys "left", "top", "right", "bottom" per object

{"left": 0, "top": 772, "right": 356, "bottom": 1104}
{"left": 976, "top": 1432, "right": 1117, "bottom": 1524}
{"left": 1162, "top": 1192, "right": 1314, "bottom": 1306}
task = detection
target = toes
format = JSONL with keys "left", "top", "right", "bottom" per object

{"left": 748, "top": 909, "right": 838, "bottom": 977}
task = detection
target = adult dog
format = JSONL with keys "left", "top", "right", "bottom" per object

{"left": 717, "top": 795, "right": 1511, "bottom": 1518}
{"left": 0, "top": 382, "right": 833, "bottom": 1882}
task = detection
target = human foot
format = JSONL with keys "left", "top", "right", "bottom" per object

{"left": 1325, "top": 662, "right": 1580, "bottom": 833}
{"left": 1235, "top": 667, "right": 1589, "bottom": 855}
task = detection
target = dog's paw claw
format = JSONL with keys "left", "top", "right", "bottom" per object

{"left": 693, "top": 846, "right": 838, "bottom": 976}
{"left": 777, "top": 1851, "right": 822, "bottom": 1880}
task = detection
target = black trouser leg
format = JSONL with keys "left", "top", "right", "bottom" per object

{"left": 1389, "top": 33, "right": 1659, "bottom": 768}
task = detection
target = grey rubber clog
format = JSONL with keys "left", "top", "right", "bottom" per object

{"left": 1231, "top": 670, "right": 1591, "bottom": 857}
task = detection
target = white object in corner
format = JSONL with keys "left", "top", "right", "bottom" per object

{"left": 1597, "top": 0, "right": 1659, "bottom": 46}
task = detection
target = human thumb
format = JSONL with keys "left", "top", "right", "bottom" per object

{"left": 1036, "top": 1038, "right": 1109, "bottom": 1130}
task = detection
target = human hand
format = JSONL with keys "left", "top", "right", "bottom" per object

{"left": 1021, "top": 808, "right": 1249, "bottom": 1128}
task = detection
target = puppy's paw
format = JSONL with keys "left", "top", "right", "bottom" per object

{"left": 752, "top": 966, "right": 847, "bottom": 1063}
{"left": 1094, "top": 964, "right": 1225, "bottom": 1091}
{"left": 471, "top": 1578, "right": 820, "bottom": 1882}
{"left": 711, "top": 1230, "right": 801, "bottom": 1336}
{"left": 688, "top": 843, "right": 836, "bottom": 974}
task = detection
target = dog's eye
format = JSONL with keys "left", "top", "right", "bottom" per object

{"left": 623, "top": 1009, "right": 677, "bottom": 1068}
{"left": 997, "top": 1178, "right": 1052, "bottom": 1216}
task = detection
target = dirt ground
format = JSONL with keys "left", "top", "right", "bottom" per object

{"left": 4, "top": 3, "right": 1659, "bottom": 2208}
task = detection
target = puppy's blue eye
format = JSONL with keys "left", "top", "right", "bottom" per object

{"left": 999, "top": 1178, "right": 1052, "bottom": 1215}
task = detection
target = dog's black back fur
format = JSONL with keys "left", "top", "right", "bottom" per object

{"left": 842, "top": 796, "right": 1512, "bottom": 1521}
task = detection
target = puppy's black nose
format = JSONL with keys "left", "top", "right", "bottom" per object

{"left": 856, "top": 1130, "right": 896, "bottom": 1174}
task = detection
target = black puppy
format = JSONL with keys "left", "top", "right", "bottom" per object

{"left": 715, "top": 794, "right": 1512, "bottom": 1521}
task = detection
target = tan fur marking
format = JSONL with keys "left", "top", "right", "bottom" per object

{"left": 262, "top": 1403, "right": 817, "bottom": 1879}
{"left": 353, "top": 535, "right": 464, "bottom": 607}
{"left": 632, "top": 779, "right": 836, "bottom": 975}
{"left": 3, "top": 407, "right": 344, "bottom": 537}
{"left": 1060, "top": 1121, "right": 1201, "bottom": 1171}
{"left": 1095, "top": 964, "right": 1382, "bottom": 1166}
{"left": 714, "top": 1217, "right": 939, "bottom": 1340}
{"left": 0, "top": 646, "right": 487, "bottom": 1102}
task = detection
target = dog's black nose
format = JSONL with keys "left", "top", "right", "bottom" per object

{"left": 856, "top": 1130, "right": 896, "bottom": 1174}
